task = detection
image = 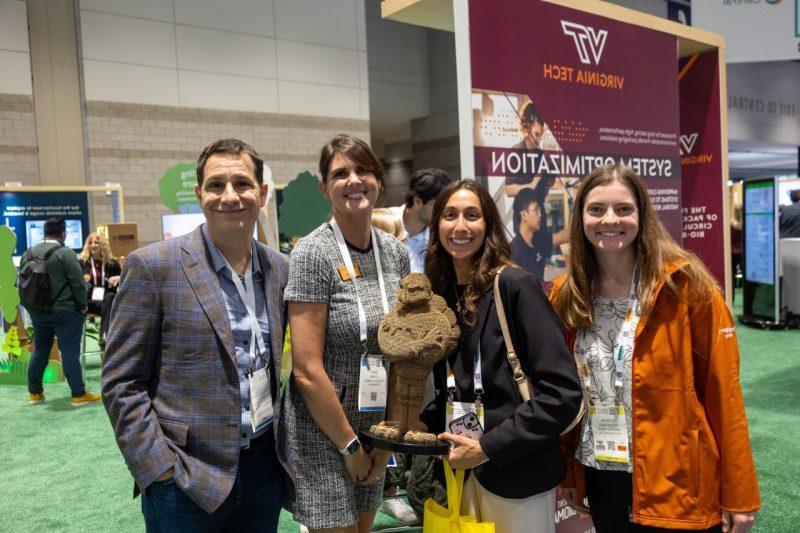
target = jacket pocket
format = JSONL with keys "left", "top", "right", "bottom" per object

{"left": 158, "top": 417, "right": 189, "bottom": 447}
{"left": 689, "top": 428, "right": 700, "bottom": 500}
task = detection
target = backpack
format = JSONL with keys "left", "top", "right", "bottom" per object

{"left": 19, "top": 244, "right": 69, "bottom": 314}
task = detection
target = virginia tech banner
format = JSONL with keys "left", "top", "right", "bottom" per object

{"left": 469, "top": 0, "right": 681, "bottom": 287}
{"left": 679, "top": 51, "right": 726, "bottom": 287}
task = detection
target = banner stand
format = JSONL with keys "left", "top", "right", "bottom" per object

{"left": 381, "top": 0, "right": 732, "bottom": 305}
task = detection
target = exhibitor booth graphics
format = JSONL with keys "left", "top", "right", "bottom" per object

{"left": 679, "top": 51, "right": 726, "bottom": 286}
{"left": 0, "top": 191, "right": 90, "bottom": 257}
{"left": 469, "top": 0, "right": 682, "bottom": 284}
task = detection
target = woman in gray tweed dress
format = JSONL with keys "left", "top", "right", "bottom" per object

{"left": 282, "top": 134, "right": 410, "bottom": 532}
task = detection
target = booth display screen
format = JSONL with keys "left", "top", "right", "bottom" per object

{"left": 742, "top": 178, "right": 779, "bottom": 323}
{"left": 25, "top": 219, "right": 84, "bottom": 250}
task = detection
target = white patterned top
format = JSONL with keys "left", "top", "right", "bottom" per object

{"left": 575, "top": 296, "right": 634, "bottom": 473}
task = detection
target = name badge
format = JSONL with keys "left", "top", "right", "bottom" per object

{"left": 358, "top": 355, "right": 387, "bottom": 412}
{"left": 249, "top": 367, "right": 274, "bottom": 432}
{"left": 589, "top": 401, "right": 630, "bottom": 463}
{"left": 446, "top": 400, "right": 485, "bottom": 430}
{"left": 91, "top": 287, "right": 105, "bottom": 302}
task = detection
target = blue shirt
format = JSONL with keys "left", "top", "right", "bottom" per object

{"left": 201, "top": 225, "right": 273, "bottom": 446}
{"left": 405, "top": 226, "right": 429, "bottom": 274}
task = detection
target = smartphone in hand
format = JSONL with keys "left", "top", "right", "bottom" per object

{"left": 448, "top": 412, "right": 484, "bottom": 440}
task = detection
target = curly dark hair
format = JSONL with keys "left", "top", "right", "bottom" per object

{"left": 424, "top": 180, "right": 512, "bottom": 327}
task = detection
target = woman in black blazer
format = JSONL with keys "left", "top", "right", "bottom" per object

{"left": 79, "top": 232, "right": 121, "bottom": 348}
{"left": 419, "top": 180, "right": 582, "bottom": 533}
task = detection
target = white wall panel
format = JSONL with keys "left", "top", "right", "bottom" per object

{"left": 80, "top": 0, "right": 175, "bottom": 22}
{"left": 0, "top": 0, "right": 30, "bottom": 51}
{"left": 81, "top": 11, "right": 176, "bottom": 67}
{"left": 174, "top": 0, "right": 274, "bottom": 37}
{"left": 0, "top": 51, "right": 32, "bottom": 95}
{"left": 275, "top": 0, "right": 360, "bottom": 50}
{"left": 277, "top": 40, "right": 359, "bottom": 88}
{"left": 83, "top": 60, "right": 179, "bottom": 106}
{"left": 359, "top": 88, "right": 370, "bottom": 121}
{"left": 356, "top": 0, "right": 367, "bottom": 52}
{"left": 176, "top": 25, "right": 276, "bottom": 78}
{"left": 358, "top": 51, "right": 368, "bottom": 89}
{"left": 278, "top": 80, "right": 360, "bottom": 119}
{"left": 178, "top": 70, "right": 278, "bottom": 113}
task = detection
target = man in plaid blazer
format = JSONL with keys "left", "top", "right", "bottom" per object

{"left": 102, "top": 139, "right": 288, "bottom": 532}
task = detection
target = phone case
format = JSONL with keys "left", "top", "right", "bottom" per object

{"left": 448, "top": 412, "right": 484, "bottom": 440}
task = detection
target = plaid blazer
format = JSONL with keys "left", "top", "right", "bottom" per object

{"left": 101, "top": 227, "right": 289, "bottom": 513}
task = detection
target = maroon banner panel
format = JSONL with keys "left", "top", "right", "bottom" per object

{"left": 469, "top": 0, "right": 681, "bottom": 287}
{"left": 679, "top": 51, "right": 726, "bottom": 288}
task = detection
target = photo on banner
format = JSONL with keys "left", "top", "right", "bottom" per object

{"left": 469, "top": 0, "right": 682, "bottom": 290}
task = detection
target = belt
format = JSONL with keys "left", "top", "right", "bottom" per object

{"left": 241, "top": 427, "right": 272, "bottom": 451}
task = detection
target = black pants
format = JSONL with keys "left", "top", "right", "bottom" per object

{"left": 87, "top": 291, "right": 115, "bottom": 344}
{"left": 584, "top": 468, "right": 722, "bottom": 533}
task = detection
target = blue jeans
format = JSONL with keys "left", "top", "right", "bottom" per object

{"left": 28, "top": 309, "right": 86, "bottom": 397}
{"left": 141, "top": 432, "right": 286, "bottom": 532}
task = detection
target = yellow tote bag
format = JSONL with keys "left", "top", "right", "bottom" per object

{"left": 422, "top": 461, "right": 495, "bottom": 533}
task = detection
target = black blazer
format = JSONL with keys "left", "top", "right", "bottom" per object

{"left": 82, "top": 258, "right": 122, "bottom": 292}
{"left": 420, "top": 266, "right": 582, "bottom": 499}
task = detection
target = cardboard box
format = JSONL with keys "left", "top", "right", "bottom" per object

{"left": 101, "top": 223, "right": 139, "bottom": 258}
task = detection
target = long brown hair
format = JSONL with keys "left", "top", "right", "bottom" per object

{"left": 424, "top": 180, "right": 512, "bottom": 327}
{"left": 552, "top": 164, "right": 717, "bottom": 330}
{"left": 79, "top": 232, "right": 115, "bottom": 263}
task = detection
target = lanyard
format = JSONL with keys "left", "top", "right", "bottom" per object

{"left": 91, "top": 260, "right": 105, "bottom": 286}
{"left": 576, "top": 268, "right": 640, "bottom": 404}
{"left": 222, "top": 255, "right": 269, "bottom": 374}
{"left": 330, "top": 218, "right": 389, "bottom": 344}
{"left": 445, "top": 344, "right": 483, "bottom": 401}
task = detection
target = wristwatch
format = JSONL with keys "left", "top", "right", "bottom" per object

{"left": 339, "top": 436, "right": 361, "bottom": 456}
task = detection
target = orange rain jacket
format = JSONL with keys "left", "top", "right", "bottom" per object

{"left": 550, "top": 261, "right": 760, "bottom": 530}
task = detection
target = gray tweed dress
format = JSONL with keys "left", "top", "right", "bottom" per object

{"left": 282, "top": 222, "right": 410, "bottom": 529}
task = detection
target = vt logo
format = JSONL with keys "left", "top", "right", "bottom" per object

{"left": 680, "top": 133, "right": 698, "bottom": 155}
{"left": 561, "top": 21, "right": 608, "bottom": 65}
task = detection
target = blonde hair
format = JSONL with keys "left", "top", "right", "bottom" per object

{"left": 79, "top": 232, "right": 116, "bottom": 263}
{"left": 371, "top": 208, "right": 406, "bottom": 240}
{"left": 551, "top": 164, "right": 717, "bottom": 330}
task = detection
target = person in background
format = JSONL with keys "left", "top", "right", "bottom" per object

{"left": 79, "top": 232, "right": 121, "bottom": 349}
{"left": 389, "top": 168, "right": 457, "bottom": 274}
{"left": 102, "top": 139, "right": 288, "bottom": 531}
{"left": 779, "top": 189, "right": 800, "bottom": 238}
{"left": 283, "top": 134, "right": 410, "bottom": 533}
{"left": 420, "top": 180, "right": 582, "bottom": 533}
{"left": 22, "top": 217, "right": 98, "bottom": 407}
{"left": 550, "top": 164, "right": 759, "bottom": 533}
{"left": 371, "top": 208, "right": 406, "bottom": 241}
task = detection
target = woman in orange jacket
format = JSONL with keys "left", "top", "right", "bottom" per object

{"left": 549, "top": 164, "right": 760, "bottom": 532}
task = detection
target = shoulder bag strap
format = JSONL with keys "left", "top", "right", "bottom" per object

{"left": 494, "top": 265, "right": 532, "bottom": 403}
{"left": 494, "top": 265, "right": 586, "bottom": 435}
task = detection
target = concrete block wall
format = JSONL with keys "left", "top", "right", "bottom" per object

{"left": 0, "top": 95, "right": 38, "bottom": 185}
{"left": 85, "top": 101, "right": 368, "bottom": 244}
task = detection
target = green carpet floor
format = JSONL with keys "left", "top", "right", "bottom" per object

{"left": 0, "top": 292, "right": 796, "bottom": 532}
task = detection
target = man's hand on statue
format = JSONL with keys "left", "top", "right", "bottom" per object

{"left": 359, "top": 447, "right": 392, "bottom": 486}
{"left": 343, "top": 447, "right": 372, "bottom": 484}
{"left": 437, "top": 432, "right": 488, "bottom": 469}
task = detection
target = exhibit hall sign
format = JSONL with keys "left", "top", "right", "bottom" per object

{"left": 679, "top": 52, "right": 726, "bottom": 286}
{"left": 470, "top": 0, "right": 681, "bottom": 286}
{"left": 158, "top": 163, "right": 202, "bottom": 213}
